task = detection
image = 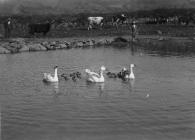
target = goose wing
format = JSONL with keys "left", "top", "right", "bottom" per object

{"left": 43, "top": 73, "right": 53, "bottom": 80}
{"left": 85, "top": 69, "right": 100, "bottom": 77}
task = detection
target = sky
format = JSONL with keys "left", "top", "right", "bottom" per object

{"left": 0, "top": 0, "right": 195, "bottom": 14}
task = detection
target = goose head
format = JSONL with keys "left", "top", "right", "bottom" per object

{"left": 54, "top": 66, "right": 58, "bottom": 69}
{"left": 130, "top": 64, "right": 135, "bottom": 68}
{"left": 122, "top": 67, "right": 127, "bottom": 71}
{"left": 100, "top": 66, "right": 106, "bottom": 71}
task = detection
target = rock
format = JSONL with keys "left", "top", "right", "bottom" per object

{"left": 113, "top": 37, "right": 128, "bottom": 43}
{"left": 46, "top": 42, "right": 54, "bottom": 50}
{"left": 41, "top": 41, "right": 52, "bottom": 50}
{"left": 41, "top": 42, "right": 54, "bottom": 50}
{"left": 64, "top": 41, "right": 70, "bottom": 45}
{"left": 28, "top": 44, "right": 47, "bottom": 52}
{"left": 4, "top": 42, "right": 23, "bottom": 53}
{"left": 58, "top": 43, "right": 68, "bottom": 49}
{"left": 64, "top": 41, "right": 71, "bottom": 49}
{"left": 97, "top": 39, "right": 110, "bottom": 45}
{"left": 78, "top": 41, "right": 85, "bottom": 47}
{"left": 0, "top": 46, "right": 10, "bottom": 54}
{"left": 20, "top": 44, "right": 30, "bottom": 52}
{"left": 86, "top": 40, "right": 95, "bottom": 46}
{"left": 72, "top": 41, "right": 84, "bottom": 48}
{"left": 51, "top": 41, "right": 65, "bottom": 49}
{"left": 50, "top": 41, "right": 57, "bottom": 46}
{"left": 45, "top": 45, "right": 53, "bottom": 50}
{"left": 41, "top": 41, "right": 49, "bottom": 46}
{"left": 1, "top": 38, "right": 27, "bottom": 53}
{"left": 10, "top": 38, "right": 25, "bottom": 43}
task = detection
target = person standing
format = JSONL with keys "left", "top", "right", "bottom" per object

{"left": 3, "top": 17, "right": 13, "bottom": 38}
{"left": 131, "top": 20, "right": 137, "bottom": 41}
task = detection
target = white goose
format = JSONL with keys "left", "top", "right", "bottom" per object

{"left": 43, "top": 66, "right": 59, "bottom": 83}
{"left": 125, "top": 64, "right": 135, "bottom": 79}
{"left": 85, "top": 66, "right": 106, "bottom": 83}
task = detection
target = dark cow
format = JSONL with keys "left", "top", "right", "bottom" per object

{"left": 28, "top": 21, "right": 54, "bottom": 36}
{"left": 112, "top": 14, "right": 128, "bottom": 29}
{"left": 3, "top": 17, "right": 13, "bottom": 38}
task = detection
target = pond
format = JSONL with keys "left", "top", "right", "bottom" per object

{"left": 0, "top": 44, "right": 195, "bottom": 140}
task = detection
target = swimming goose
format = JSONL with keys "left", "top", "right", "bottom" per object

{"left": 106, "top": 71, "right": 117, "bottom": 78}
{"left": 43, "top": 66, "right": 59, "bottom": 82}
{"left": 69, "top": 72, "right": 82, "bottom": 81}
{"left": 85, "top": 66, "right": 106, "bottom": 83}
{"left": 76, "top": 72, "right": 82, "bottom": 79}
{"left": 117, "top": 67, "right": 128, "bottom": 79}
{"left": 61, "top": 73, "right": 69, "bottom": 81}
{"left": 124, "top": 64, "right": 135, "bottom": 79}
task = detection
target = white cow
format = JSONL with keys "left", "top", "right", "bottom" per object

{"left": 87, "top": 17, "right": 104, "bottom": 30}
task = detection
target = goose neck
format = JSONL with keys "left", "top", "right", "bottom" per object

{"left": 54, "top": 68, "right": 58, "bottom": 78}
{"left": 130, "top": 66, "right": 134, "bottom": 74}
{"left": 100, "top": 70, "right": 104, "bottom": 77}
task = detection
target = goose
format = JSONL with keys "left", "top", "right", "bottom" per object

{"left": 43, "top": 66, "right": 59, "bottom": 83}
{"left": 76, "top": 72, "right": 82, "bottom": 79}
{"left": 124, "top": 64, "right": 135, "bottom": 79}
{"left": 61, "top": 73, "right": 69, "bottom": 81}
{"left": 117, "top": 67, "right": 128, "bottom": 79}
{"left": 69, "top": 72, "right": 81, "bottom": 81}
{"left": 106, "top": 71, "right": 117, "bottom": 78}
{"left": 71, "top": 74, "right": 77, "bottom": 82}
{"left": 85, "top": 66, "right": 106, "bottom": 83}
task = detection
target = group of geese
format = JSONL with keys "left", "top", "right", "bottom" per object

{"left": 43, "top": 64, "right": 135, "bottom": 83}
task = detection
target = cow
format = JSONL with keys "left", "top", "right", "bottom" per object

{"left": 112, "top": 14, "right": 128, "bottom": 29}
{"left": 87, "top": 17, "right": 104, "bottom": 30}
{"left": 28, "top": 20, "right": 54, "bottom": 36}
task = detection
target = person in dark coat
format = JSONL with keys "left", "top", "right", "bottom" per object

{"left": 131, "top": 20, "right": 137, "bottom": 41}
{"left": 3, "top": 17, "right": 13, "bottom": 38}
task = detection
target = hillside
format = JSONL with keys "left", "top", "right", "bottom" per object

{"left": 0, "top": 0, "right": 195, "bottom": 15}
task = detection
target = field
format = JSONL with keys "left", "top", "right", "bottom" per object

{"left": 0, "top": 23, "right": 195, "bottom": 38}
{"left": 0, "top": 14, "right": 195, "bottom": 39}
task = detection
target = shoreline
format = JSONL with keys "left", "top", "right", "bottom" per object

{"left": 0, "top": 35, "right": 195, "bottom": 54}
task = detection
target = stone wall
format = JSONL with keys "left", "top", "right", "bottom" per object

{"left": 0, "top": 37, "right": 124, "bottom": 54}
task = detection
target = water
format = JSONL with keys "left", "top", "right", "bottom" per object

{"left": 0, "top": 44, "right": 195, "bottom": 140}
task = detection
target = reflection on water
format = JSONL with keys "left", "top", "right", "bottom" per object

{"left": 121, "top": 78, "right": 135, "bottom": 93}
{"left": 86, "top": 81, "right": 105, "bottom": 96}
{"left": 0, "top": 41, "right": 195, "bottom": 140}
{"left": 129, "top": 79, "right": 135, "bottom": 92}
{"left": 43, "top": 81, "right": 59, "bottom": 94}
{"left": 130, "top": 42, "right": 138, "bottom": 56}
{"left": 137, "top": 39, "right": 195, "bottom": 57}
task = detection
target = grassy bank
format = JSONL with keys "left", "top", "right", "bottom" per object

{"left": 0, "top": 24, "right": 195, "bottom": 38}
